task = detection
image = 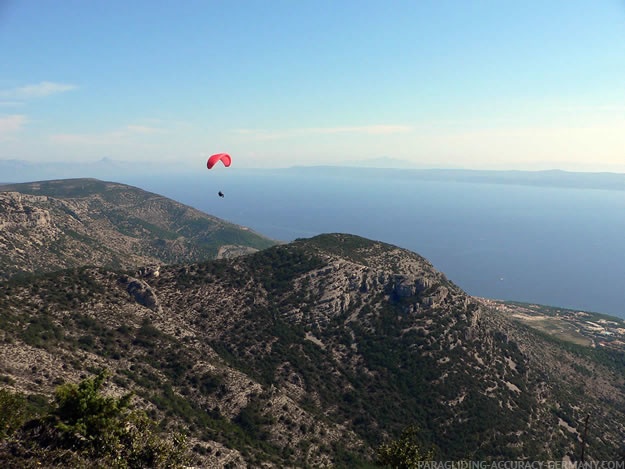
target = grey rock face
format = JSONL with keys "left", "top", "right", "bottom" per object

{"left": 119, "top": 275, "right": 162, "bottom": 313}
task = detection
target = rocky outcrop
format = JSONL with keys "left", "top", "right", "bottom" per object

{"left": 119, "top": 275, "right": 162, "bottom": 313}
{"left": 0, "top": 192, "right": 52, "bottom": 229}
{"left": 137, "top": 265, "right": 161, "bottom": 278}
{"left": 390, "top": 274, "right": 434, "bottom": 298}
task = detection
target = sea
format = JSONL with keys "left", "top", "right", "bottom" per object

{"left": 119, "top": 168, "right": 625, "bottom": 318}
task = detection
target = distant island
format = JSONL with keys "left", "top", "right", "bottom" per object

{"left": 3, "top": 158, "right": 625, "bottom": 192}
{"left": 287, "top": 166, "right": 625, "bottom": 191}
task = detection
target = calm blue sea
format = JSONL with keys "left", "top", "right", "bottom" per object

{"left": 120, "top": 168, "right": 625, "bottom": 318}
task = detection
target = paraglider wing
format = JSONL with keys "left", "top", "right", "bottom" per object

{"left": 207, "top": 153, "right": 232, "bottom": 169}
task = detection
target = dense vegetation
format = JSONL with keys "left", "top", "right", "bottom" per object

{"left": 0, "top": 372, "right": 188, "bottom": 468}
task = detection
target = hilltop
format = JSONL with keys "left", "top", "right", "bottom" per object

{"left": 1, "top": 233, "right": 625, "bottom": 465}
{"left": 0, "top": 178, "right": 276, "bottom": 280}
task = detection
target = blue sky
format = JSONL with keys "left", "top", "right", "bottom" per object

{"left": 1, "top": 0, "right": 625, "bottom": 171}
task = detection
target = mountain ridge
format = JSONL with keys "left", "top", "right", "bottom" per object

{"left": 1, "top": 234, "right": 624, "bottom": 464}
{"left": 0, "top": 178, "right": 276, "bottom": 281}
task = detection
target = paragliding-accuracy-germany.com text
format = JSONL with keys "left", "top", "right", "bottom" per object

{"left": 414, "top": 462, "right": 625, "bottom": 469}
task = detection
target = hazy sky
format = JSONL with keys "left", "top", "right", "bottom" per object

{"left": 1, "top": 0, "right": 625, "bottom": 171}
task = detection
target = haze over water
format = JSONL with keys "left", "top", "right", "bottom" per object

{"left": 117, "top": 168, "right": 625, "bottom": 319}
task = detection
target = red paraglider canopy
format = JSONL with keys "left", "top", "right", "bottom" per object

{"left": 207, "top": 153, "right": 232, "bottom": 169}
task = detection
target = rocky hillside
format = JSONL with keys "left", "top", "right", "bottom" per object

{"left": 1, "top": 233, "right": 624, "bottom": 466}
{"left": 0, "top": 178, "right": 276, "bottom": 280}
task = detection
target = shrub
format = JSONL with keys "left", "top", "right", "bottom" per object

{"left": 0, "top": 371, "right": 189, "bottom": 468}
{"left": 377, "top": 426, "right": 435, "bottom": 468}
{"left": 0, "top": 388, "right": 30, "bottom": 439}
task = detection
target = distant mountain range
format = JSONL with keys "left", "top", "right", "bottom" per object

{"left": 332, "top": 156, "right": 421, "bottom": 168}
{"left": 0, "top": 158, "right": 189, "bottom": 183}
{"left": 4, "top": 158, "right": 625, "bottom": 192}
{"left": 285, "top": 166, "right": 625, "bottom": 191}
{"left": 1, "top": 179, "right": 625, "bottom": 465}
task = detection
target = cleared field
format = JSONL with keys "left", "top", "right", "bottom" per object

{"left": 514, "top": 316, "right": 593, "bottom": 346}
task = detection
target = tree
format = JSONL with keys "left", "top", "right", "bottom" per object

{"left": 377, "top": 426, "right": 435, "bottom": 468}
{"left": 52, "top": 370, "right": 133, "bottom": 453}
{"left": 0, "top": 388, "right": 30, "bottom": 439}
{"left": 0, "top": 371, "right": 189, "bottom": 468}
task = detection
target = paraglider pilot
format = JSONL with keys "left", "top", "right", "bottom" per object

{"left": 207, "top": 153, "right": 231, "bottom": 199}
